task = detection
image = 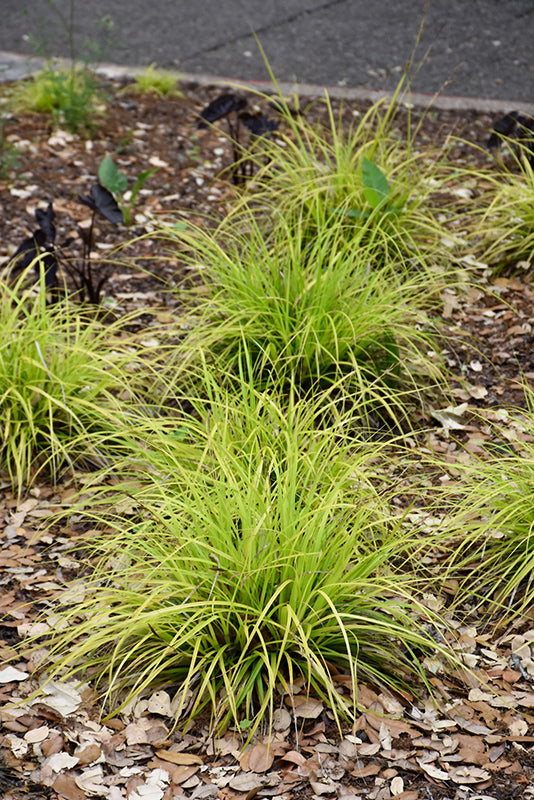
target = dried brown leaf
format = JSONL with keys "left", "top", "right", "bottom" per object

{"left": 155, "top": 750, "right": 202, "bottom": 766}
{"left": 228, "top": 772, "right": 262, "bottom": 792}
{"left": 447, "top": 765, "right": 491, "bottom": 784}
{"left": 74, "top": 765, "right": 106, "bottom": 795}
{"left": 52, "top": 773, "right": 86, "bottom": 800}
{"left": 208, "top": 734, "right": 241, "bottom": 756}
{"left": 358, "top": 742, "right": 380, "bottom": 756}
{"left": 310, "top": 779, "right": 337, "bottom": 794}
{"left": 73, "top": 742, "right": 101, "bottom": 765}
{"left": 378, "top": 722, "right": 393, "bottom": 750}
{"left": 147, "top": 690, "right": 173, "bottom": 716}
{"left": 416, "top": 759, "right": 449, "bottom": 781}
{"left": 23, "top": 724, "right": 49, "bottom": 743}
{"left": 280, "top": 750, "right": 307, "bottom": 767}
{"left": 273, "top": 707, "right": 291, "bottom": 730}
{"left": 291, "top": 696, "right": 323, "bottom": 718}
{"left": 40, "top": 734, "right": 65, "bottom": 757}
{"left": 351, "top": 763, "right": 381, "bottom": 778}
{"left": 247, "top": 742, "right": 275, "bottom": 773}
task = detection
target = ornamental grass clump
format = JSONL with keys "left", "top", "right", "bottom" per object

{"left": 0, "top": 266, "right": 160, "bottom": 491}
{"left": 475, "top": 154, "right": 534, "bottom": 272}
{"left": 127, "top": 63, "right": 182, "bottom": 98}
{"left": 163, "top": 207, "right": 445, "bottom": 426}
{"left": 240, "top": 90, "right": 458, "bottom": 275}
{"left": 9, "top": 64, "right": 103, "bottom": 135}
{"left": 32, "top": 375, "right": 456, "bottom": 737}
{"left": 442, "top": 395, "right": 534, "bottom": 620}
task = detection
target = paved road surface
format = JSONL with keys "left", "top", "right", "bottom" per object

{"left": 0, "top": 0, "right": 533, "bottom": 105}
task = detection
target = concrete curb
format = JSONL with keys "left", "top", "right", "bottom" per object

{"left": 2, "top": 49, "right": 534, "bottom": 116}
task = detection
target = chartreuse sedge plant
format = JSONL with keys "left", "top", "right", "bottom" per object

{"left": 241, "top": 89, "right": 458, "bottom": 274}
{"left": 126, "top": 63, "right": 182, "bottom": 97}
{"left": 441, "top": 392, "right": 534, "bottom": 621}
{"left": 0, "top": 265, "right": 161, "bottom": 491}
{"left": 163, "top": 208, "right": 445, "bottom": 425}
{"left": 31, "top": 373, "right": 457, "bottom": 738}
{"left": 474, "top": 153, "right": 534, "bottom": 272}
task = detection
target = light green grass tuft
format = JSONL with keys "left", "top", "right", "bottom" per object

{"left": 126, "top": 63, "right": 182, "bottom": 98}
{"left": 31, "top": 372, "right": 457, "bottom": 738}
{"left": 0, "top": 265, "right": 164, "bottom": 491}
{"left": 441, "top": 391, "right": 534, "bottom": 621}
{"left": 9, "top": 64, "right": 103, "bottom": 134}
{"left": 476, "top": 156, "right": 534, "bottom": 272}
{"left": 161, "top": 207, "right": 446, "bottom": 428}
{"left": 236, "top": 91, "right": 461, "bottom": 276}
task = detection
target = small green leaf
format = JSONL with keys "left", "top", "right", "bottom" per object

{"left": 361, "top": 157, "right": 389, "bottom": 208}
{"left": 167, "top": 427, "right": 191, "bottom": 441}
{"left": 129, "top": 168, "right": 157, "bottom": 206}
{"left": 98, "top": 154, "right": 128, "bottom": 194}
{"left": 337, "top": 207, "right": 370, "bottom": 220}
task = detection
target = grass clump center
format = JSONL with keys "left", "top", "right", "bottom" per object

{"left": 163, "top": 207, "right": 445, "bottom": 430}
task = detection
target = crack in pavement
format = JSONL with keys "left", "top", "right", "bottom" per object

{"left": 179, "top": 0, "right": 349, "bottom": 64}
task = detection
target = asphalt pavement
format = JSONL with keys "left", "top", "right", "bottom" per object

{"left": 1, "top": 0, "right": 533, "bottom": 111}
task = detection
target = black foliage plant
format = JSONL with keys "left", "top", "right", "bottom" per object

{"left": 8, "top": 229, "right": 47, "bottom": 273}
{"left": 4, "top": 181, "right": 125, "bottom": 306}
{"left": 4, "top": 202, "right": 59, "bottom": 289}
{"left": 37, "top": 251, "right": 60, "bottom": 288}
{"left": 240, "top": 111, "right": 279, "bottom": 138}
{"left": 196, "top": 92, "right": 246, "bottom": 129}
{"left": 35, "top": 201, "right": 56, "bottom": 242}
{"left": 488, "top": 110, "right": 534, "bottom": 167}
{"left": 196, "top": 91, "right": 279, "bottom": 185}
{"left": 72, "top": 182, "right": 123, "bottom": 303}
{"left": 78, "top": 183, "right": 124, "bottom": 225}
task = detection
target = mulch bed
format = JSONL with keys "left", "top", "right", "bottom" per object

{"left": 1, "top": 76, "right": 534, "bottom": 800}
